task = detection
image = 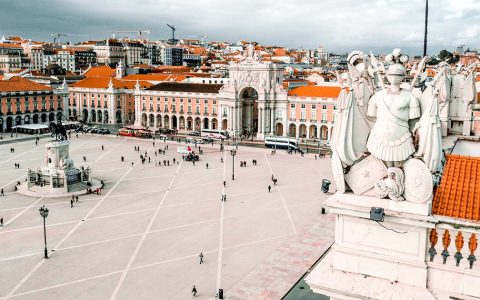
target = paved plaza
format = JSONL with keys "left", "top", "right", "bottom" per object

{"left": 0, "top": 134, "right": 334, "bottom": 299}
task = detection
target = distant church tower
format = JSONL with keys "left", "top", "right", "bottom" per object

{"left": 116, "top": 60, "right": 126, "bottom": 79}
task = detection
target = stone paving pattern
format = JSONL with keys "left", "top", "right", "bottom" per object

{"left": 0, "top": 134, "right": 334, "bottom": 299}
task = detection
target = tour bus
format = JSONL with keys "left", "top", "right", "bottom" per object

{"left": 200, "top": 129, "right": 229, "bottom": 139}
{"left": 264, "top": 136, "right": 299, "bottom": 150}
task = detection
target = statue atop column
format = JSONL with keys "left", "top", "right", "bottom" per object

{"left": 331, "top": 48, "right": 443, "bottom": 204}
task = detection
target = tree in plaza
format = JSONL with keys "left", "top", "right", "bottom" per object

{"left": 438, "top": 49, "right": 453, "bottom": 61}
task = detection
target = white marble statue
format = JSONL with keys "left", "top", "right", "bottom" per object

{"left": 331, "top": 48, "right": 443, "bottom": 203}
{"left": 366, "top": 63, "right": 420, "bottom": 163}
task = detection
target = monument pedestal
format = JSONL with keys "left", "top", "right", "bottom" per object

{"left": 19, "top": 140, "right": 100, "bottom": 197}
{"left": 306, "top": 192, "right": 437, "bottom": 299}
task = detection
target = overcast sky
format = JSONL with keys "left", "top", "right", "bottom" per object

{"left": 1, "top": 0, "right": 479, "bottom": 55}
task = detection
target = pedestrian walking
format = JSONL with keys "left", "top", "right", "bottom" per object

{"left": 199, "top": 252, "right": 204, "bottom": 264}
{"left": 315, "top": 155, "right": 317, "bottom": 160}
{"left": 148, "top": 157, "right": 151, "bottom": 163}
{"left": 223, "top": 180, "right": 226, "bottom": 187}
{"left": 268, "top": 185, "right": 271, "bottom": 193}
{"left": 70, "top": 199, "right": 74, "bottom": 208}
{"left": 83, "top": 156, "right": 86, "bottom": 162}
{"left": 35, "top": 140, "right": 38, "bottom": 146}
{"left": 101, "top": 145, "right": 104, "bottom": 151}
{"left": 173, "top": 158, "right": 176, "bottom": 164}
{"left": 206, "top": 163, "right": 209, "bottom": 169}
{"left": 221, "top": 158, "right": 223, "bottom": 163}
{"left": 1, "top": 188, "right": 4, "bottom": 196}
{"left": 131, "top": 162, "right": 134, "bottom": 167}
{"left": 121, "top": 156, "right": 124, "bottom": 162}
{"left": 271, "top": 174, "right": 274, "bottom": 181}
{"left": 192, "top": 285, "right": 197, "bottom": 297}
{"left": 0, "top": 217, "right": 3, "bottom": 227}
{"left": 76, "top": 196, "right": 79, "bottom": 203}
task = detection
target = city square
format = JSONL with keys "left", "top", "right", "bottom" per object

{"left": 0, "top": 134, "right": 334, "bottom": 299}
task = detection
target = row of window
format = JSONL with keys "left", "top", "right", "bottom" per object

{"left": 141, "top": 97, "right": 217, "bottom": 105}
{"left": 290, "top": 104, "right": 336, "bottom": 110}
{"left": 1, "top": 100, "right": 56, "bottom": 113}
{"left": 141, "top": 103, "right": 218, "bottom": 115}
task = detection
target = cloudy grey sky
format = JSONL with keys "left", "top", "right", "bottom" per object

{"left": 1, "top": 0, "right": 479, "bottom": 55}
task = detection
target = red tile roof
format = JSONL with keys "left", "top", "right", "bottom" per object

{"left": 288, "top": 85, "right": 341, "bottom": 98}
{"left": 432, "top": 154, "right": 480, "bottom": 222}
{"left": 123, "top": 73, "right": 187, "bottom": 82}
{"left": 70, "top": 77, "right": 152, "bottom": 89}
{"left": 83, "top": 66, "right": 115, "bottom": 78}
{"left": 147, "top": 82, "right": 223, "bottom": 93}
{"left": 0, "top": 76, "right": 52, "bottom": 92}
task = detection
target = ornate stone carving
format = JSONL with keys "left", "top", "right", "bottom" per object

{"left": 344, "top": 155, "right": 387, "bottom": 194}
{"left": 331, "top": 152, "right": 346, "bottom": 193}
{"left": 403, "top": 158, "right": 433, "bottom": 203}
{"left": 374, "top": 167, "right": 405, "bottom": 201}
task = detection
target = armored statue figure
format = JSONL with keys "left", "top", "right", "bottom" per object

{"left": 366, "top": 63, "right": 420, "bottom": 164}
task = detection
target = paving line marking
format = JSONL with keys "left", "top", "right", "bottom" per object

{"left": 264, "top": 153, "right": 297, "bottom": 234}
{"left": 109, "top": 159, "right": 184, "bottom": 300}
{"left": 215, "top": 150, "right": 227, "bottom": 295}
{"left": 2, "top": 197, "right": 44, "bottom": 227}
{"left": 5, "top": 145, "right": 153, "bottom": 299}
{"left": 6, "top": 233, "right": 294, "bottom": 298}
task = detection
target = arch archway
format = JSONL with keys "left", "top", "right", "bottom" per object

{"left": 73, "top": 109, "right": 77, "bottom": 119}
{"left": 288, "top": 123, "right": 297, "bottom": 137}
{"left": 212, "top": 118, "right": 218, "bottom": 130}
{"left": 68, "top": 109, "right": 71, "bottom": 117}
{"left": 0, "top": 118, "right": 3, "bottom": 132}
{"left": 299, "top": 124, "right": 307, "bottom": 138}
{"left": 90, "top": 109, "right": 96, "bottom": 122}
{"left": 41, "top": 113, "right": 47, "bottom": 123}
{"left": 104, "top": 110, "right": 109, "bottom": 123}
{"left": 141, "top": 113, "right": 147, "bottom": 127}
{"left": 309, "top": 125, "right": 317, "bottom": 139}
{"left": 97, "top": 110, "right": 102, "bottom": 123}
{"left": 49, "top": 112, "right": 55, "bottom": 122}
{"left": 179, "top": 116, "right": 185, "bottom": 130}
{"left": 164, "top": 115, "right": 170, "bottom": 129}
{"left": 187, "top": 116, "right": 193, "bottom": 130}
{"left": 276, "top": 123, "right": 284, "bottom": 136}
{"left": 149, "top": 114, "right": 155, "bottom": 127}
{"left": 172, "top": 115, "right": 178, "bottom": 129}
{"left": 203, "top": 117, "right": 209, "bottom": 129}
{"left": 6, "top": 117, "right": 13, "bottom": 131}
{"left": 240, "top": 87, "right": 258, "bottom": 135}
{"left": 320, "top": 125, "right": 329, "bottom": 140}
{"left": 57, "top": 111, "right": 62, "bottom": 121}
{"left": 116, "top": 110, "right": 122, "bottom": 124}
{"left": 82, "top": 109, "right": 88, "bottom": 122}
{"left": 222, "top": 119, "right": 227, "bottom": 130}
{"left": 194, "top": 117, "right": 201, "bottom": 131}
{"left": 24, "top": 115, "right": 30, "bottom": 125}
{"left": 15, "top": 116, "right": 22, "bottom": 126}
{"left": 33, "top": 114, "right": 39, "bottom": 124}
{"left": 156, "top": 114, "right": 162, "bottom": 128}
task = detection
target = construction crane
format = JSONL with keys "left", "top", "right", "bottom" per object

{"left": 167, "top": 24, "right": 178, "bottom": 45}
{"left": 51, "top": 33, "right": 87, "bottom": 44}
{"left": 111, "top": 30, "right": 151, "bottom": 40}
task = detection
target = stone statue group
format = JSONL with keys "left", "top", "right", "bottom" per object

{"left": 331, "top": 48, "right": 477, "bottom": 203}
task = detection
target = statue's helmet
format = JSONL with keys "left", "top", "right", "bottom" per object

{"left": 347, "top": 51, "right": 364, "bottom": 66}
{"left": 386, "top": 63, "right": 406, "bottom": 77}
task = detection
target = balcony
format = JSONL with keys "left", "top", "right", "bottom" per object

{"left": 310, "top": 119, "right": 317, "bottom": 123}
{"left": 179, "top": 110, "right": 184, "bottom": 114}
{"left": 212, "top": 113, "right": 217, "bottom": 117}
{"left": 321, "top": 120, "right": 327, "bottom": 123}
{"left": 300, "top": 119, "right": 306, "bottom": 122}
{"left": 289, "top": 118, "right": 296, "bottom": 122}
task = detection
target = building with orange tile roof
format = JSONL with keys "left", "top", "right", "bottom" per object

{"left": 132, "top": 59, "right": 338, "bottom": 140}
{"left": 68, "top": 75, "right": 151, "bottom": 125}
{"left": 0, "top": 76, "right": 64, "bottom": 132}
{"left": 83, "top": 66, "right": 116, "bottom": 78}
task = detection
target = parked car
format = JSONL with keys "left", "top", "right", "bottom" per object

{"left": 188, "top": 131, "right": 201, "bottom": 136}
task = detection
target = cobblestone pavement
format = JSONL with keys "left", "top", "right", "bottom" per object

{"left": 0, "top": 134, "right": 334, "bottom": 299}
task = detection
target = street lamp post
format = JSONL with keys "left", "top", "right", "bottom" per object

{"left": 230, "top": 149, "right": 236, "bottom": 180}
{"left": 39, "top": 205, "right": 49, "bottom": 259}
